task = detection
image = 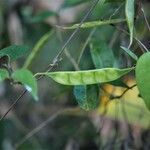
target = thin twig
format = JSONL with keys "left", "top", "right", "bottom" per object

{"left": 12, "top": 115, "right": 41, "bottom": 148}
{"left": 56, "top": 30, "right": 80, "bottom": 71}
{"left": 115, "top": 25, "right": 149, "bottom": 52}
{"left": 15, "top": 107, "right": 79, "bottom": 149}
{"left": 141, "top": 6, "right": 150, "bottom": 32}
{"left": 48, "top": 0, "right": 100, "bottom": 68}
{"left": 0, "top": 90, "right": 27, "bottom": 121}
{"left": 65, "top": 49, "right": 80, "bottom": 70}
{"left": 109, "top": 2, "right": 124, "bottom": 20}
{"left": 110, "top": 84, "right": 136, "bottom": 100}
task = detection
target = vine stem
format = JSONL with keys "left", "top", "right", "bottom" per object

{"left": 0, "top": 90, "right": 27, "bottom": 121}
{"left": 0, "top": 0, "right": 100, "bottom": 122}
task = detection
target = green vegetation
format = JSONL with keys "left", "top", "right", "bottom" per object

{"left": 0, "top": 0, "right": 150, "bottom": 149}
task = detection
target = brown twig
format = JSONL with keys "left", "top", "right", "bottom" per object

{"left": 110, "top": 84, "right": 137, "bottom": 100}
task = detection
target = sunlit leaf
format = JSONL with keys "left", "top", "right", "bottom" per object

{"left": 12, "top": 69, "right": 38, "bottom": 100}
{"left": 98, "top": 82, "right": 150, "bottom": 128}
{"left": 125, "top": 0, "right": 135, "bottom": 46}
{"left": 0, "top": 45, "right": 29, "bottom": 61}
{"left": 136, "top": 52, "right": 150, "bottom": 110}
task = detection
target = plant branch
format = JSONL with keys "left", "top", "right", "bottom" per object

{"left": 110, "top": 84, "right": 136, "bottom": 100}
{"left": 15, "top": 107, "right": 79, "bottom": 149}
{"left": 114, "top": 25, "right": 149, "bottom": 52}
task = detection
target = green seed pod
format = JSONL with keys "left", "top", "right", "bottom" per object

{"left": 45, "top": 68, "right": 133, "bottom": 85}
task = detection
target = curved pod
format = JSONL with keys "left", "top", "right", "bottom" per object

{"left": 45, "top": 68, "right": 133, "bottom": 85}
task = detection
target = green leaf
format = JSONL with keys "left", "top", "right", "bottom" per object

{"left": 125, "top": 0, "right": 135, "bottom": 46}
{"left": 74, "top": 39, "right": 113, "bottom": 111}
{"left": 41, "top": 68, "right": 133, "bottom": 86}
{"left": 90, "top": 40, "right": 115, "bottom": 68}
{"left": 0, "top": 69, "right": 9, "bottom": 82}
{"left": 102, "top": 95, "right": 150, "bottom": 128}
{"left": 60, "top": 18, "right": 125, "bottom": 30}
{"left": 0, "top": 45, "right": 29, "bottom": 61}
{"left": 121, "top": 46, "right": 138, "bottom": 61}
{"left": 74, "top": 85, "right": 99, "bottom": 110}
{"left": 90, "top": 40, "right": 128, "bottom": 88}
{"left": 12, "top": 69, "right": 38, "bottom": 100}
{"left": 136, "top": 52, "right": 150, "bottom": 110}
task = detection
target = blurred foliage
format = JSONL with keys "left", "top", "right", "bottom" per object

{"left": 0, "top": 0, "right": 150, "bottom": 150}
